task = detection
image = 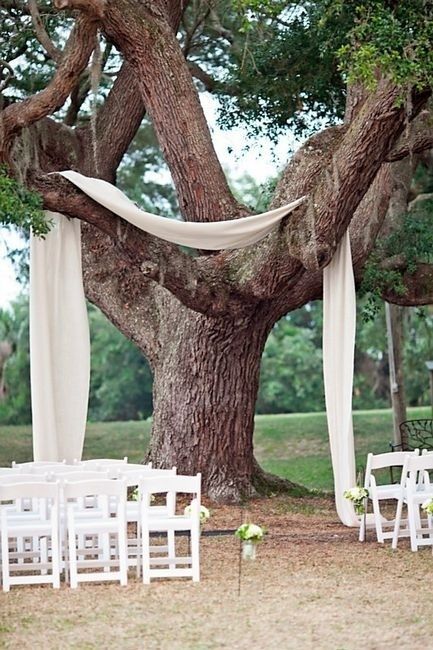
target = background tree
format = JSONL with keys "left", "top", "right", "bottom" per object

{"left": 1, "top": 1, "right": 433, "bottom": 500}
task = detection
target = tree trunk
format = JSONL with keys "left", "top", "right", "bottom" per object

{"left": 148, "top": 300, "right": 274, "bottom": 501}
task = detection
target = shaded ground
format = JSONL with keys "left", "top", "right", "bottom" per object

{"left": 1, "top": 494, "right": 432, "bottom": 650}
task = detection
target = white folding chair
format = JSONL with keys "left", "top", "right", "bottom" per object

{"left": 63, "top": 479, "right": 128, "bottom": 588}
{"left": 0, "top": 467, "right": 29, "bottom": 476}
{"left": 80, "top": 457, "right": 128, "bottom": 467}
{"left": 11, "top": 460, "right": 67, "bottom": 469}
{"left": 0, "top": 481, "right": 60, "bottom": 592}
{"left": 392, "top": 454, "right": 433, "bottom": 551}
{"left": 139, "top": 473, "right": 201, "bottom": 583}
{"left": 359, "top": 450, "right": 419, "bottom": 543}
{"left": 114, "top": 466, "right": 176, "bottom": 575}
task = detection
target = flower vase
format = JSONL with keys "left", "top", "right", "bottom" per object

{"left": 242, "top": 540, "right": 256, "bottom": 560}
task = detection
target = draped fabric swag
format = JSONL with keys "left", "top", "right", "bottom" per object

{"left": 30, "top": 171, "right": 358, "bottom": 525}
{"left": 323, "top": 231, "right": 358, "bottom": 526}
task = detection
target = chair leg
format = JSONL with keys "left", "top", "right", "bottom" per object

{"left": 1, "top": 529, "right": 10, "bottom": 592}
{"left": 392, "top": 498, "right": 404, "bottom": 550}
{"left": 168, "top": 530, "right": 175, "bottom": 570}
{"left": 190, "top": 525, "right": 200, "bottom": 582}
{"left": 359, "top": 509, "right": 366, "bottom": 542}
{"left": 51, "top": 527, "right": 60, "bottom": 589}
{"left": 40, "top": 535, "right": 48, "bottom": 575}
{"left": 135, "top": 520, "right": 141, "bottom": 579}
{"left": 371, "top": 493, "right": 384, "bottom": 543}
{"left": 118, "top": 528, "right": 128, "bottom": 587}
{"left": 407, "top": 499, "right": 419, "bottom": 552}
{"left": 142, "top": 527, "right": 150, "bottom": 585}
{"left": 68, "top": 522, "right": 78, "bottom": 588}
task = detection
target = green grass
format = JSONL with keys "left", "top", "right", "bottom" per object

{"left": 0, "top": 406, "right": 430, "bottom": 491}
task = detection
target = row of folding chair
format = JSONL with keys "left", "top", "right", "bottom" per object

{"left": 360, "top": 449, "right": 433, "bottom": 551}
{"left": 0, "top": 467, "right": 202, "bottom": 591}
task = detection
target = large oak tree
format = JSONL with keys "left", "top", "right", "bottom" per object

{"left": 1, "top": 0, "right": 433, "bottom": 500}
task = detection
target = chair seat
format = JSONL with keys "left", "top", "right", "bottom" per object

{"left": 145, "top": 515, "right": 197, "bottom": 532}
{"left": 374, "top": 485, "right": 402, "bottom": 499}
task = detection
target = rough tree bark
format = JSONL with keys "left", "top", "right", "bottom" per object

{"left": 1, "top": 0, "right": 432, "bottom": 500}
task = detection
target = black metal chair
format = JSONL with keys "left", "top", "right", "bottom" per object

{"left": 390, "top": 419, "right": 433, "bottom": 452}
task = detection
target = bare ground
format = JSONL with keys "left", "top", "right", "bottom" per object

{"left": 1, "top": 494, "right": 432, "bottom": 650}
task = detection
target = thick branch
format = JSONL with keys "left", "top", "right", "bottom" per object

{"left": 80, "top": 224, "right": 161, "bottom": 363}
{"left": 53, "top": 0, "right": 106, "bottom": 18}
{"left": 408, "top": 192, "right": 433, "bottom": 211}
{"left": 33, "top": 173, "right": 250, "bottom": 317}
{"left": 81, "top": 62, "right": 145, "bottom": 180}
{"left": 28, "top": 0, "right": 62, "bottom": 62}
{"left": 101, "top": 0, "right": 245, "bottom": 222}
{"left": 2, "top": 15, "right": 97, "bottom": 141}
{"left": 82, "top": 2, "right": 187, "bottom": 179}
{"left": 383, "top": 264, "right": 433, "bottom": 306}
{"left": 386, "top": 108, "right": 433, "bottom": 162}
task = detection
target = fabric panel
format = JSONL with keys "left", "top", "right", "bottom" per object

{"left": 323, "top": 230, "right": 359, "bottom": 526}
{"left": 30, "top": 212, "right": 90, "bottom": 462}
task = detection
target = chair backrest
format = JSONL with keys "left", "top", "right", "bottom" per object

{"left": 0, "top": 467, "right": 29, "bottom": 475}
{"left": 114, "top": 466, "right": 176, "bottom": 486}
{"left": 139, "top": 473, "right": 201, "bottom": 498}
{"left": 0, "top": 480, "right": 59, "bottom": 501}
{"left": 399, "top": 419, "right": 433, "bottom": 451}
{"left": 29, "top": 464, "right": 88, "bottom": 475}
{"left": 368, "top": 451, "right": 418, "bottom": 471}
{"left": 106, "top": 463, "right": 152, "bottom": 473}
{"left": 12, "top": 460, "right": 66, "bottom": 468}
{"left": 364, "top": 450, "right": 419, "bottom": 488}
{"left": 55, "top": 471, "right": 108, "bottom": 482}
{"left": 63, "top": 478, "right": 127, "bottom": 500}
{"left": 0, "top": 473, "right": 50, "bottom": 484}
{"left": 80, "top": 457, "right": 128, "bottom": 466}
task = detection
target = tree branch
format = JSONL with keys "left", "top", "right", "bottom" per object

{"left": 81, "top": 62, "right": 145, "bottom": 180}
{"left": 28, "top": 0, "right": 61, "bottom": 62}
{"left": 386, "top": 108, "right": 433, "bottom": 162}
{"left": 80, "top": 224, "right": 161, "bottom": 364}
{"left": 2, "top": 15, "right": 98, "bottom": 141}
{"left": 32, "top": 172, "right": 250, "bottom": 317}
{"left": 81, "top": 2, "right": 188, "bottom": 179}
{"left": 408, "top": 192, "right": 433, "bottom": 211}
{"left": 101, "top": 0, "right": 245, "bottom": 222}
{"left": 53, "top": 0, "right": 106, "bottom": 19}
{"left": 382, "top": 264, "right": 433, "bottom": 306}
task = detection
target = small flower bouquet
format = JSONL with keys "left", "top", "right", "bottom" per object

{"left": 130, "top": 488, "right": 155, "bottom": 503}
{"left": 421, "top": 498, "right": 433, "bottom": 516}
{"left": 235, "top": 523, "right": 265, "bottom": 560}
{"left": 184, "top": 503, "right": 211, "bottom": 524}
{"left": 343, "top": 486, "right": 369, "bottom": 515}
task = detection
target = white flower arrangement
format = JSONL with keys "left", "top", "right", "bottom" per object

{"left": 235, "top": 523, "right": 265, "bottom": 544}
{"left": 184, "top": 503, "right": 211, "bottom": 524}
{"left": 421, "top": 498, "right": 433, "bottom": 516}
{"left": 343, "top": 486, "right": 369, "bottom": 515}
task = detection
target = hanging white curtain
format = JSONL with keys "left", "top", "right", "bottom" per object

{"left": 30, "top": 211, "right": 90, "bottom": 463}
{"left": 30, "top": 173, "right": 306, "bottom": 463}
{"left": 30, "top": 171, "right": 359, "bottom": 528}
{"left": 323, "top": 230, "right": 359, "bottom": 526}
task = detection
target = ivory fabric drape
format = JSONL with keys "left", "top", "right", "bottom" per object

{"left": 30, "top": 171, "right": 358, "bottom": 528}
{"left": 30, "top": 211, "right": 90, "bottom": 463}
{"left": 323, "top": 230, "right": 359, "bottom": 526}
{"left": 30, "top": 173, "right": 306, "bottom": 464}
{"left": 58, "top": 171, "right": 307, "bottom": 249}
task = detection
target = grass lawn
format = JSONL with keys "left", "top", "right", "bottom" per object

{"left": 0, "top": 406, "right": 430, "bottom": 492}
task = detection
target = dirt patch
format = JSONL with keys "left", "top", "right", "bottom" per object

{"left": 0, "top": 495, "right": 431, "bottom": 650}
